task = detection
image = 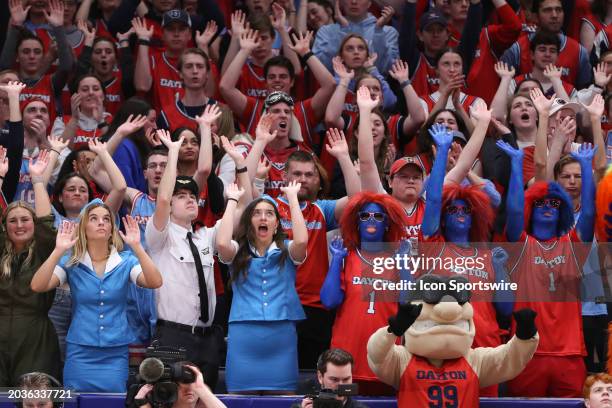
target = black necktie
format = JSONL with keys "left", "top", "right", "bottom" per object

{"left": 186, "top": 231, "right": 209, "bottom": 324}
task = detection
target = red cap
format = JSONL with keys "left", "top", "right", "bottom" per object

{"left": 389, "top": 156, "right": 426, "bottom": 176}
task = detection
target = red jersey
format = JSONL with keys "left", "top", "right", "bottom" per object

{"left": 95, "top": 19, "right": 115, "bottom": 41}
{"left": 404, "top": 198, "right": 426, "bottom": 255}
{"left": 62, "top": 114, "right": 113, "bottom": 149}
{"left": 262, "top": 142, "right": 311, "bottom": 198}
{"left": 331, "top": 250, "right": 399, "bottom": 381}
{"left": 194, "top": 186, "right": 225, "bottom": 296}
{"left": 421, "top": 92, "right": 481, "bottom": 116}
{"left": 398, "top": 356, "right": 480, "bottom": 408}
{"left": 239, "top": 96, "right": 319, "bottom": 149}
{"left": 514, "top": 33, "right": 585, "bottom": 86}
{"left": 239, "top": 60, "right": 268, "bottom": 99}
{"left": 512, "top": 73, "right": 575, "bottom": 99}
{"left": 565, "top": 0, "right": 591, "bottom": 40}
{"left": 411, "top": 54, "right": 439, "bottom": 97}
{"left": 159, "top": 94, "right": 199, "bottom": 132}
{"left": 467, "top": 4, "right": 523, "bottom": 104}
{"left": 103, "top": 74, "right": 124, "bottom": 116}
{"left": 594, "top": 25, "right": 612, "bottom": 59}
{"left": 508, "top": 230, "right": 586, "bottom": 356}
{"left": 274, "top": 197, "right": 338, "bottom": 308}
{"left": 149, "top": 51, "right": 185, "bottom": 112}
{"left": 21, "top": 74, "right": 57, "bottom": 122}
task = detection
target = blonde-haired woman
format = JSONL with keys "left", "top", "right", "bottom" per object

{"left": 0, "top": 149, "right": 61, "bottom": 386}
{"left": 31, "top": 205, "right": 162, "bottom": 392}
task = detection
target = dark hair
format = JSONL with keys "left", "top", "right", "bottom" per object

{"left": 178, "top": 48, "right": 211, "bottom": 71}
{"left": 434, "top": 47, "right": 463, "bottom": 70}
{"left": 171, "top": 126, "right": 200, "bottom": 159}
{"left": 352, "top": 108, "right": 390, "bottom": 178}
{"left": 231, "top": 198, "right": 287, "bottom": 281}
{"left": 530, "top": 30, "right": 560, "bottom": 52}
{"left": 590, "top": 0, "right": 607, "bottom": 22}
{"left": 309, "top": 0, "right": 335, "bottom": 20}
{"left": 417, "top": 109, "right": 469, "bottom": 157}
{"left": 52, "top": 173, "right": 94, "bottom": 216}
{"left": 317, "top": 349, "right": 354, "bottom": 374}
{"left": 145, "top": 146, "right": 169, "bottom": 164}
{"left": 70, "top": 73, "right": 106, "bottom": 95}
{"left": 532, "top": 0, "right": 563, "bottom": 13}
{"left": 17, "top": 32, "right": 44, "bottom": 50}
{"left": 286, "top": 150, "right": 330, "bottom": 198}
{"left": 249, "top": 13, "right": 275, "bottom": 37}
{"left": 553, "top": 154, "right": 579, "bottom": 180}
{"left": 102, "top": 97, "right": 153, "bottom": 167}
{"left": 57, "top": 146, "right": 92, "bottom": 182}
{"left": 264, "top": 56, "right": 295, "bottom": 80}
{"left": 92, "top": 36, "right": 117, "bottom": 53}
{"left": 514, "top": 78, "right": 543, "bottom": 95}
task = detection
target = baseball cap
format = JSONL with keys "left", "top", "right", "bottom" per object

{"left": 264, "top": 91, "right": 294, "bottom": 109}
{"left": 420, "top": 8, "right": 448, "bottom": 31}
{"left": 162, "top": 9, "right": 192, "bottom": 28}
{"left": 452, "top": 130, "right": 467, "bottom": 145}
{"left": 548, "top": 98, "right": 581, "bottom": 117}
{"left": 390, "top": 156, "right": 426, "bottom": 177}
{"left": 173, "top": 176, "right": 199, "bottom": 197}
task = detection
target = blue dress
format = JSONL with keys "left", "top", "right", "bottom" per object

{"left": 225, "top": 240, "right": 305, "bottom": 391}
{"left": 54, "top": 248, "right": 142, "bottom": 392}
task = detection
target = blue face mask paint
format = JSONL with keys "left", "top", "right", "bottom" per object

{"left": 443, "top": 198, "right": 472, "bottom": 244}
{"left": 530, "top": 196, "right": 560, "bottom": 241}
{"left": 358, "top": 202, "right": 387, "bottom": 244}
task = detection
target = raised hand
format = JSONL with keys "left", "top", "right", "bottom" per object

{"left": 570, "top": 142, "right": 597, "bottom": 164}
{"left": 594, "top": 62, "right": 611, "bottom": 89}
{"left": 87, "top": 138, "right": 108, "bottom": 155}
{"left": 280, "top": 180, "right": 301, "bottom": 198}
{"left": 332, "top": 56, "right": 354, "bottom": 80}
{"left": 56, "top": 221, "right": 78, "bottom": 252}
{"left": 271, "top": 2, "right": 287, "bottom": 31}
{"left": 325, "top": 128, "right": 349, "bottom": 158}
{"left": 158, "top": 129, "right": 183, "bottom": 151}
{"left": 255, "top": 114, "right": 278, "bottom": 144}
{"left": 364, "top": 53, "right": 378, "bottom": 70}
{"left": 329, "top": 236, "right": 348, "bottom": 259}
{"left": 388, "top": 302, "right": 423, "bottom": 337}
{"left": 145, "top": 127, "right": 161, "bottom": 147}
{"left": 28, "top": 118, "right": 47, "bottom": 140}
{"left": 491, "top": 117, "right": 512, "bottom": 136}
{"left": 256, "top": 156, "right": 271, "bottom": 179}
{"left": 469, "top": 99, "right": 492, "bottom": 123}
{"left": 356, "top": 86, "right": 379, "bottom": 111}
{"left": 0, "top": 147, "right": 8, "bottom": 178}
{"left": 289, "top": 31, "right": 313, "bottom": 58}
{"left": 118, "top": 215, "right": 141, "bottom": 247}
{"left": 384, "top": 143, "right": 397, "bottom": 170}
{"left": 388, "top": 59, "right": 409, "bottom": 83}
{"left": 47, "top": 134, "right": 69, "bottom": 152}
{"left": 334, "top": 0, "right": 348, "bottom": 27}
{"left": 439, "top": 73, "right": 464, "bottom": 97}
{"left": 529, "top": 88, "right": 555, "bottom": 115}
{"left": 496, "top": 139, "right": 524, "bottom": 161}
{"left": 70, "top": 93, "right": 82, "bottom": 120}
{"left": 428, "top": 123, "right": 453, "bottom": 150}
{"left": 132, "top": 17, "right": 153, "bottom": 40}
{"left": 29, "top": 149, "right": 51, "bottom": 178}
{"left": 543, "top": 64, "right": 562, "bottom": 81}
{"left": 552, "top": 115, "right": 576, "bottom": 145}
{"left": 77, "top": 19, "right": 96, "bottom": 46}
{"left": 195, "top": 104, "right": 221, "bottom": 128}
{"left": 225, "top": 182, "right": 245, "bottom": 201}
{"left": 376, "top": 5, "right": 394, "bottom": 28}
{"left": 116, "top": 114, "right": 148, "bottom": 137}
{"left": 196, "top": 20, "right": 218, "bottom": 50}
{"left": 45, "top": 0, "right": 64, "bottom": 27}
{"left": 116, "top": 27, "right": 135, "bottom": 44}
{"left": 220, "top": 135, "right": 245, "bottom": 165}
{"left": 494, "top": 61, "right": 515, "bottom": 79}
{"left": 0, "top": 80, "right": 26, "bottom": 98}
{"left": 239, "top": 29, "right": 260, "bottom": 52}
{"left": 9, "top": 0, "right": 31, "bottom": 26}
{"left": 230, "top": 10, "right": 248, "bottom": 37}
{"left": 584, "top": 93, "right": 605, "bottom": 119}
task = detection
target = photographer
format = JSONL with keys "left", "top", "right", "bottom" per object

{"left": 296, "top": 349, "right": 368, "bottom": 408}
{"left": 132, "top": 365, "right": 226, "bottom": 408}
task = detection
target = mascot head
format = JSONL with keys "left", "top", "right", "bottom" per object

{"left": 405, "top": 275, "right": 475, "bottom": 360}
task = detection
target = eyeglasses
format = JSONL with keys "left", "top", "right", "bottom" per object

{"left": 534, "top": 198, "right": 561, "bottom": 208}
{"left": 446, "top": 205, "right": 472, "bottom": 215}
{"left": 358, "top": 212, "right": 386, "bottom": 222}
{"left": 264, "top": 92, "right": 294, "bottom": 109}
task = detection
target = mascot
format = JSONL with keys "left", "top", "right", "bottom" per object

{"left": 367, "top": 275, "right": 539, "bottom": 407}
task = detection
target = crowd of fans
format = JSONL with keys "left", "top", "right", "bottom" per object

{"left": 0, "top": 0, "right": 611, "bottom": 404}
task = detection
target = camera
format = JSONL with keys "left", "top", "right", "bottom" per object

{"left": 306, "top": 384, "right": 358, "bottom": 408}
{"left": 126, "top": 343, "right": 196, "bottom": 407}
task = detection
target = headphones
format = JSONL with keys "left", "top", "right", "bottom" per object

{"left": 14, "top": 372, "right": 64, "bottom": 408}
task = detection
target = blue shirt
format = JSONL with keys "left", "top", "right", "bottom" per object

{"left": 54, "top": 248, "right": 142, "bottom": 347}
{"left": 130, "top": 192, "right": 157, "bottom": 250}
{"left": 113, "top": 139, "right": 147, "bottom": 193}
{"left": 313, "top": 15, "right": 399, "bottom": 75}
{"left": 226, "top": 240, "right": 306, "bottom": 323}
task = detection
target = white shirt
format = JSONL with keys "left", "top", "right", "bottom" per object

{"left": 145, "top": 218, "right": 218, "bottom": 328}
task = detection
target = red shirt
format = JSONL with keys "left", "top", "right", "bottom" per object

{"left": 62, "top": 114, "right": 113, "bottom": 150}
{"left": 103, "top": 74, "right": 125, "bottom": 116}
{"left": 421, "top": 92, "right": 481, "bottom": 116}
{"left": 238, "top": 60, "right": 268, "bottom": 99}
{"left": 331, "top": 250, "right": 399, "bottom": 381}
{"left": 398, "top": 356, "right": 480, "bottom": 408}
{"left": 411, "top": 54, "right": 439, "bottom": 98}
{"left": 21, "top": 74, "right": 58, "bottom": 123}
{"left": 149, "top": 51, "right": 185, "bottom": 112}
{"left": 262, "top": 142, "right": 311, "bottom": 198}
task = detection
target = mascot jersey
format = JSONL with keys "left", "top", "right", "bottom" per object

{"left": 332, "top": 250, "right": 399, "bottom": 381}
{"left": 399, "top": 355, "right": 479, "bottom": 408}
{"left": 509, "top": 231, "right": 586, "bottom": 356}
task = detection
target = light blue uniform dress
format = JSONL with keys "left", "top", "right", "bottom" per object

{"left": 224, "top": 240, "right": 306, "bottom": 391}
{"left": 53, "top": 248, "right": 142, "bottom": 392}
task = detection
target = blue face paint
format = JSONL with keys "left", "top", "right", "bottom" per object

{"left": 530, "top": 196, "right": 560, "bottom": 241}
{"left": 358, "top": 202, "right": 387, "bottom": 244}
{"left": 443, "top": 199, "right": 472, "bottom": 244}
